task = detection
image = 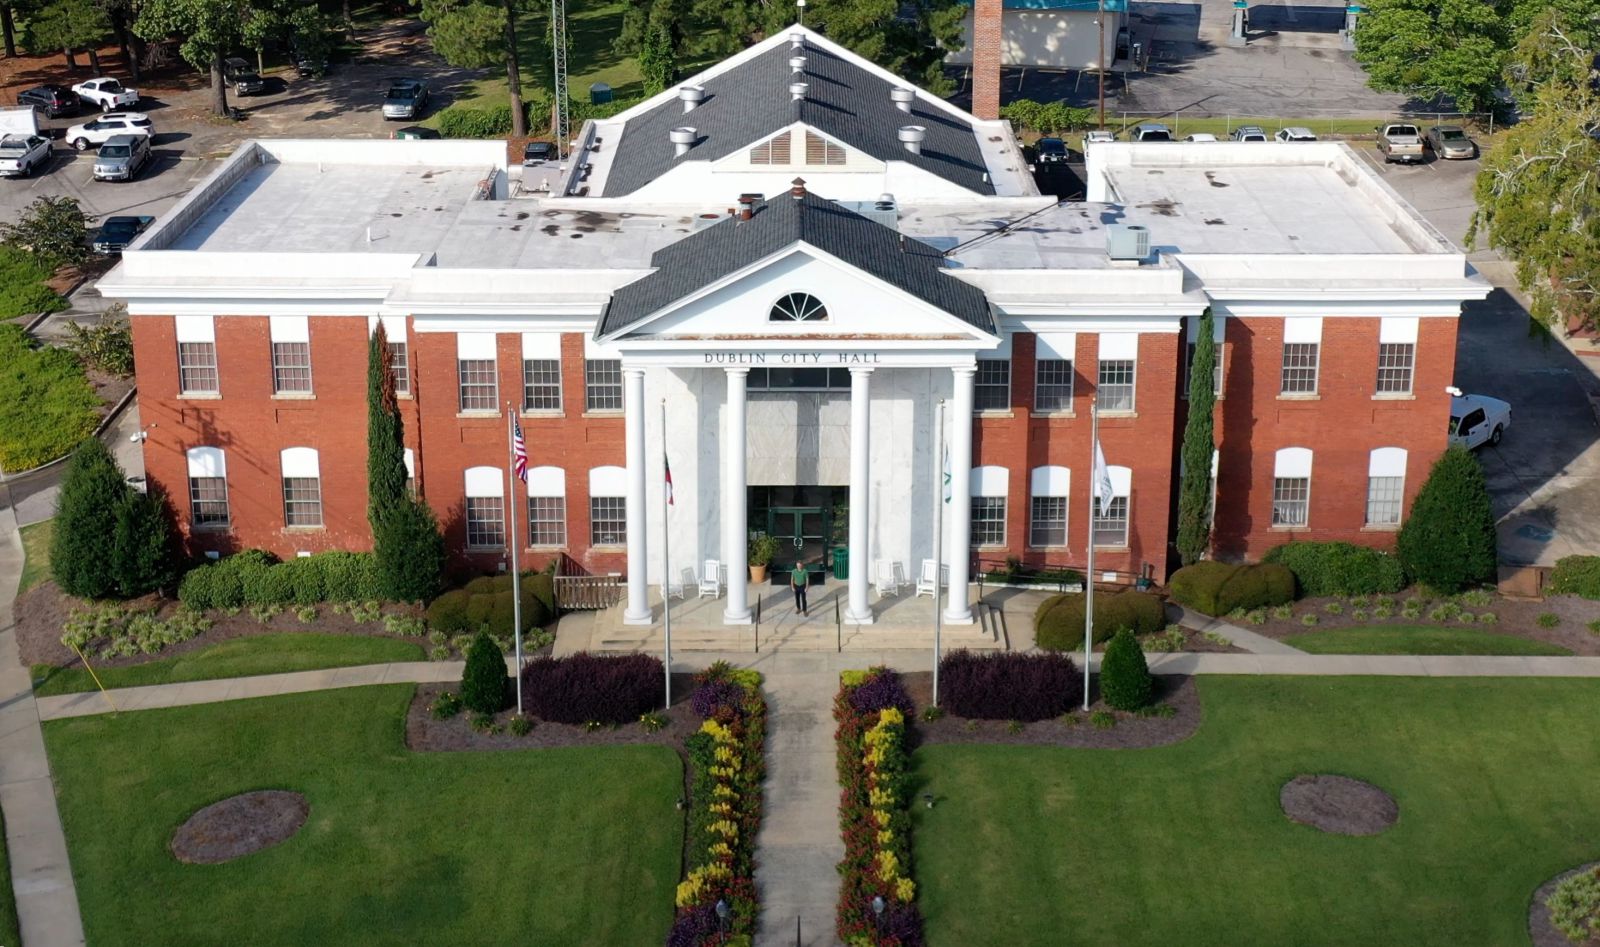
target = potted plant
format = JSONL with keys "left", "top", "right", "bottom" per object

{"left": 748, "top": 534, "right": 778, "bottom": 584}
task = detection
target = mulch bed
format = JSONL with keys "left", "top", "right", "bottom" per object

{"left": 1244, "top": 593, "right": 1600, "bottom": 656}
{"left": 170, "top": 790, "right": 309, "bottom": 864}
{"left": 15, "top": 580, "right": 430, "bottom": 670}
{"left": 1530, "top": 862, "right": 1600, "bottom": 947}
{"left": 1279, "top": 774, "right": 1398, "bottom": 836}
{"left": 404, "top": 677, "right": 701, "bottom": 755}
{"left": 902, "top": 671, "right": 1201, "bottom": 749}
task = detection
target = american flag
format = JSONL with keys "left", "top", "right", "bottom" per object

{"left": 512, "top": 419, "right": 527, "bottom": 483}
{"left": 664, "top": 454, "right": 674, "bottom": 506}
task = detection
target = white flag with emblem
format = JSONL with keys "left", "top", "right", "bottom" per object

{"left": 1093, "top": 439, "right": 1114, "bottom": 517}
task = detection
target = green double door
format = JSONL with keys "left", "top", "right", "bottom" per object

{"left": 768, "top": 506, "right": 828, "bottom": 571}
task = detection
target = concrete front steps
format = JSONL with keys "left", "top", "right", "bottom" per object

{"left": 590, "top": 603, "right": 1010, "bottom": 654}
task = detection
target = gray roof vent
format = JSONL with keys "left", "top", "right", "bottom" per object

{"left": 670, "top": 126, "right": 698, "bottom": 158}
{"left": 875, "top": 192, "right": 896, "bottom": 211}
{"left": 789, "top": 55, "right": 807, "bottom": 72}
{"left": 890, "top": 87, "right": 915, "bottom": 113}
{"left": 679, "top": 85, "right": 704, "bottom": 113}
{"left": 1106, "top": 224, "right": 1151, "bottom": 262}
{"left": 790, "top": 81, "right": 808, "bottom": 101}
{"left": 789, "top": 31, "right": 805, "bottom": 49}
{"left": 897, "top": 125, "right": 926, "bottom": 155}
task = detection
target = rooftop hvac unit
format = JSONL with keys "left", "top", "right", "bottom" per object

{"left": 1106, "top": 224, "right": 1150, "bottom": 262}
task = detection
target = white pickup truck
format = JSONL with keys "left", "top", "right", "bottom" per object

{"left": 72, "top": 77, "right": 140, "bottom": 112}
{"left": 0, "top": 134, "right": 51, "bottom": 178}
{"left": 1376, "top": 123, "right": 1425, "bottom": 164}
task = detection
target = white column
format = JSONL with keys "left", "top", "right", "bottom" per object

{"left": 723, "top": 368, "right": 752, "bottom": 624}
{"left": 944, "top": 365, "right": 975, "bottom": 624}
{"left": 847, "top": 366, "right": 874, "bottom": 624}
{"left": 622, "top": 365, "right": 651, "bottom": 624}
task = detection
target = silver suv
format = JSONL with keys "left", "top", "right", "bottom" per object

{"left": 93, "top": 134, "right": 151, "bottom": 181}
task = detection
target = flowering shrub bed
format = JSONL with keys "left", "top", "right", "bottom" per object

{"left": 519, "top": 652, "right": 663, "bottom": 724}
{"left": 668, "top": 662, "right": 766, "bottom": 946}
{"left": 836, "top": 667, "right": 923, "bottom": 946}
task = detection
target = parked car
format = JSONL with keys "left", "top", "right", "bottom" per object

{"left": 1081, "top": 128, "right": 1116, "bottom": 148}
{"left": 1033, "top": 136, "right": 1068, "bottom": 166}
{"left": 392, "top": 126, "right": 440, "bottom": 140}
{"left": 1229, "top": 125, "right": 1268, "bottom": 142}
{"left": 1376, "top": 123, "right": 1425, "bottom": 163}
{"left": 1448, "top": 394, "right": 1511, "bottom": 449}
{"left": 93, "top": 134, "right": 152, "bottom": 182}
{"left": 91, "top": 214, "right": 155, "bottom": 255}
{"left": 17, "top": 84, "right": 77, "bottom": 117}
{"left": 1130, "top": 122, "right": 1174, "bottom": 142}
{"left": 71, "top": 77, "right": 140, "bottom": 111}
{"left": 0, "top": 134, "right": 51, "bottom": 178}
{"left": 65, "top": 112, "right": 152, "bottom": 151}
{"left": 1183, "top": 132, "right": 1218, "bottom": 142}
{"left": 1274, "top": 126, "right": 1317, "bottom": 142}
{"left": 1425, "top": 125, "right": 1478, "bottom": 159}
{"left": 223, "top": 57, "right": 265, "bottom": 95}
{"left": 382, "top": 79, "right": 429, "bottom": 120}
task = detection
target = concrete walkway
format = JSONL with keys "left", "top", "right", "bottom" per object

{"left": 0, "top": 511, "right": 86, "bottom": 946}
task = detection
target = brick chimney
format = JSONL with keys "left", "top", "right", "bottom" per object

{"left": 971, "top": 0, "right": 1003, "bottom": 120}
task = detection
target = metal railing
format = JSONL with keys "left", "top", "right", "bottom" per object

{"left": 834, "top": 595, "right": 842, "bottom": 653}
{"left": 554, "top": 574, "right": 624, "bottom": 610}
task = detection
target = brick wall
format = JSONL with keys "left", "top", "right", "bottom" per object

{"left": 970, "top": 0, "right": 1004, "bottom": 121}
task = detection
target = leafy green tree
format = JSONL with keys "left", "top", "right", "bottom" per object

{"left": 23, "top": 0, "right": 110, "bottom": 70}
{"left": 1098, "top": 628, "right": 1152, "bottom": 711}
{"left": 637, "top": 23, "right": 674, "bottom": 96}
{"left": 1176, "top": 310, "right": 1216, "bottom": 566}
{"left": 1353, "top": 0, "right": 1506, "bottom": 113}
{"left": 134, "top": 0, "right": 252, "bottom": 116}
{"left": 242, "top": 0, "right": 338, "bottom": 74}
{"left": 416, "top": 0, "right": 531, "bottom": 137}
{"left": 51, "top": 438, "right": 129, "bottom": 598}
{"left": 1397, "top": 446, "right": 1497, "bottom": 594}
{"left": 112, "top": 486, "right": 179, "bottom": 597}
{"left": 1, "top": 196, "right": 90, "bottom": 269}
{"left": 460, "top": 630, "right": 508, "bottom": 713}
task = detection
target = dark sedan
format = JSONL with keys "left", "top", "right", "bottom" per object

{"left": 17, "top": 84, "right": 77, "bottom": 117}
{"left": 92, "top": 214, "right": 156, "bottom": 255}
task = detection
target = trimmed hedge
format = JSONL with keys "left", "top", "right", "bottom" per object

{"left": 1035, "top": 590, "right": 1164, "bottom": 650}
{"left": 1262, "top": 541, "right": 1406, "bottom": 597}
{"left": 1168, "top": 561, "right": 1295, "bottom": 616}
{"left": 460, "top": 631, "right": 508, "bottom": 714}
{"left": 424, "top": 572, "right": 554, "bottom": 635}
{"left": 1100, "top": 628, "right": 1153, "bottom": 710}
{"left": 178, "top": 550, "right": 381, "bottom": 610}
{"left": 1548, "top": 555, "right": 1600, "bottom": 599}
{"left": 520, "top": 652, "right": 663, "bottom": 724}
{"left": 940, "top": 650, "right": 1081, "bottom": 721}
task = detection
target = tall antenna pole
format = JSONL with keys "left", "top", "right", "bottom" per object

{"left": 550, "top": 0, "right": 569, "bottom": 161}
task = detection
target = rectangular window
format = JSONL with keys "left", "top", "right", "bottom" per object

{"left": 1098, "top": 359, "right": 1136, "bottom": 412}
{"left": 523, "top": 358, "right": 562, "bottom": 411}
{"left": 177, "top": 342, "right": 219, "bottom": 394}
{"left": 1183, "top": 342, "right": 1224, "bottom": 398}
{"left": 388, "top": 341, "right": 410, "bottom": 395}
{"left": 272, "top": 342, "right": 312, "bottom": 394}
{"left": 1376, "top": 343, "right": 1414, "bottom": 394}
{"left": 970, "top": 497, "right": 1006, "bottom": 546}
{"left": 1365, "top": 475, "right": 1404, "bottom": 526}
{"left": 804, "top": 131, "right": 845, "bottom": 165}
{"left": 458, "top": 358, "right": 497, "bottom": 412}
{"left": 585, "top": 359, "right": 623, "bottom": 411}
{"left": 749, "top": 130, "right": 791, "bottom": 165}
{"left": 189, "top": 476, "right": 229, "bottom": 528}
{"left": 1092, "top": 496, "right": 1129, "bottom": 547}
{"left": 1280, "top": 343, "right": 1320, "bottom": 394}
{"left": 974, "top": 359, "right": 1010, "bottom": 411}
{"left": 1272, "top": 477, "right": 1310, "bottom": 527}
{"left": 590, "top": 497, "right": 626, "bottom": 545}
{"left": 465, "top": 496, "right": 505, "bottom": 548}
{"left": 1030, "top": 496, "right": 1067, "bottom": 547}
{"left": 1035, "top": 359, "right": 1074, "bottom": 412}
{"left": 282, "top": 477, "right": 323, "bottom": 527}
{"left": 527, "top": 496, "right": 566, "bottom": 547}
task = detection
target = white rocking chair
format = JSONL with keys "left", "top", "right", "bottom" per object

{"left": 665, "top": 566, "right": 693, "bottom": 601}
{"left": 876, "top": 559, "right": 902, "bottom": 598}
{"left": 698, "top": 559, "right": 723, "bottom": 599}
{"left": 915, "top": 558, "right": 939, "bottom": 598}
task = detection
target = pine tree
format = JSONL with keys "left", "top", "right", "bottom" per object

{"left": 367, "top": 322, "right": 406, "bottom": 533}
{"left": 112, "top": 486, "right": 179, "bottom": 597}
{"left": 1099, "top": 628, "right": 1152, "bottom": 711}
{"left": 460, "top": 630, "right": 508, "bottom": 714}
{"left": 50, "top": 438, "right": 130, "bottom": 599}
{"left": 1176, "top": 309, "right": 1217, "bottom": 566}
{"left": 1397, "top": 446, "right": 1497, "bottom": 594}
{"left": 377, "top": 497, "right": 447, "bottom": 602}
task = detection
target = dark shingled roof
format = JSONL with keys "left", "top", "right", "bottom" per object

{"left": 600, "top": 42, "right": 997, "bottom": 197}
{"left": 597, "top": 190, "right": 998, "bottom": 337}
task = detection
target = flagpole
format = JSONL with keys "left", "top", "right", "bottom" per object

{"left": 933, "top": 399, "right": 944, "bottom": 708}
{"left": 505, "top": 404, "right": 524, "bottom": 716}
{"left": 1084, "top": 397, "right": 1098, "bottom": 712}
{"left": 661, "top": 399, "right": 672, "bottom": 711}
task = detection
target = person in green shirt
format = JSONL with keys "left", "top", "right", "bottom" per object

{"left": 790, "top": 561, "right": 809, "bottom": 615}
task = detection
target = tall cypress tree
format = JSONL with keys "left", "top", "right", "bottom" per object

{"left": 1397, "top": 446, "right": 1497, "bottom": 593}
{"left": 367, "top": 322, "right": 407, "bottom": 534}
{"left": 112, "top": 486, "right": 179, "bottom": 598}
{"left": 51, "top": 438, "right": 127, "bottom": 598}
{"left": 1176, "top": 310, "right": 1218, "bottom": 566}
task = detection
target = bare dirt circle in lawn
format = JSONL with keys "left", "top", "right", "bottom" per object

{"left": 170, "top": 791, "right": 309, "bottom": 864}
{"left": 1279, "top": 774, "right": 1398, "bottom": 836}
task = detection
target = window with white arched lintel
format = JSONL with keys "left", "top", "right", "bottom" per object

{"left": 970, "top": 465, "right": 1009, "bottom": 547}
{"left": 1366, "top": 447, "right": 1407, "bottom": 527}
{"left": 186, "top": 446, "right": 229, "bottom": 528}
{"left": 526, "top": 465, "right": 566, "bottom": 547}
{"left": 463, "top": 466, "right": 505, "bottom": 549}
{"left": 1272, "top": 447, "right": 1313, "bottom": 527}
{"left": 1029, "top": 465, "right": 1070, "bottom": 547}
{"left": 589, "top": 466, "right": 627, "bottom": 546}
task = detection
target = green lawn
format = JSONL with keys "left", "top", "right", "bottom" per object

{"left": 1284, "top": 624, "right": 1572, "bottom": 656}
{"left": 0, "top": 245, "right": 66, "bottom": 320}
{"left": 31, "top": 633, "right": 426, "bottom": 697}
{"left": 44, "top": 685, "right": 682, "bottom": 946}
{"left": 0, "top": 809, "right": 18, "bottom": 947}
{"left": 16, "top": 519, "right": 53, "bottom": 596}
{"left": 0, "top": 325, "right": 98, "bottom": 472}
{"left": 914, "top": 677, "right": 1600, "bottom": 946}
